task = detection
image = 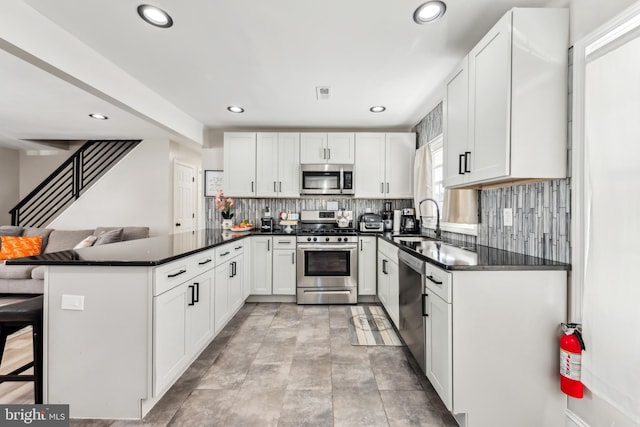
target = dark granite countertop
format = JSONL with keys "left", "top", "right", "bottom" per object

{"left": 378, "top": 233, "right": 571, "bottom": 271}
{"left": 6, "top": 228, "right": 569, "bottom": 271}
{"left": 5, "top": 228, "right": 295, "bottom": 267}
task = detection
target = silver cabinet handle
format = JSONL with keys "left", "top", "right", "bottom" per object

{"left": 274, "top": 181, "right": 277, "bottom": 192}
{"left": 386, "top": 182, "right": 390, "bottom": 193}
{"left": 380, "top": 183, "right": 384, "bottom": 193}
{"left": 251, "top": 181, "right": 254, "bottom": 192}
{"left": 291, "top": 252, "right": 295, "bottom": 264}
{"left": 327, "top": 148, "right": 331, "bottom": 159}
{"left": 360, "top": 240, "right": 363, "bottom": 251}
{"left": 464, "top": 152, "right": 471, "bottom": 173}
{"left": 267, "top": 240, "right": 270, "bottom": 251}
{"left": 323, "top": 148, "right": 327, "bottom": 159}
{"left": 279, "top": 181, "right": 282, "bottom": 192}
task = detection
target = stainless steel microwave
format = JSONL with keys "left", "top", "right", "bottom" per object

{"left": 300, "top": 164, "right": 354, "bottom": 195}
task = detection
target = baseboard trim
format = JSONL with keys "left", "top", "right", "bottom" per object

{"left": 566, "top": 410, "right": 590, "bottom": 427}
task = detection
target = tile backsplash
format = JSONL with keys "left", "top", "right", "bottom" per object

{"left": 477, "top": 178, "right": 571, "bottom": 263}
{"left": 205, "top": 198, "right": 413, "bottom": 228}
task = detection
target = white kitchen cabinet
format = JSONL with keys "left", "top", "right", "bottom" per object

{"left": 256, "top": 133, "right": 300, "bottom": 197}
{"left": 443, "top": 59, "right": 470, "bottom": 188}
{"left": 153, "top": 252, "right": 215, "bottom": 396}
{"left": 251, "top": 236, "right": 273, "bottom": 295}
{"left": 272, "top": 237, "right": 296, "bottom": 295}
{"left": 213, "top": 241, "right": 244, "bottom": 334}
{"left": 358, "top": 236, "right": 377, "bottom": 295}
{"left": 355, "top": 133, "right": 415, "bottom": 198}
{"left": 377, "top": 238, "right": 399, "bottom": 328}
{"left": 300, "top": 132, "right": 354, "bottom": 164}
{"left": 224, "top": 132, "right": 256, "bottom": 197}
{"left": 443, "top": 8, "right": 568, "bottom": 188}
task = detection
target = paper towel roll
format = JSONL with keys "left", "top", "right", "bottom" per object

{"left": 393, "top": 210, "right": 401, "bottom": 233}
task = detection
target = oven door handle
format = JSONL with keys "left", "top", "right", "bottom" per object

{"left": 297, "top": 244, "right": 358, "bottom": 250}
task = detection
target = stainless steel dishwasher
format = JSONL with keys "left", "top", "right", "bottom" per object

{"left": 398, "top": 250, "right": 426, "bottom": 374}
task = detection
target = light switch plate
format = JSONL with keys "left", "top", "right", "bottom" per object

{"left": 503, "top": 208, "right": 513, "bottom": 227}
{"left": 61, "top": 294, "right": 85, "bottom": 311}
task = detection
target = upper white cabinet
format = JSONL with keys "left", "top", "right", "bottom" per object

{"left": 355, "top": 133, "right": 415, "bottom": 198}
{"left": 224, "top": 132, "right": 256, "bottom": 197}
{"left": 256, "top": 133, "right": 300, "bottom": 197}
{"left": 300, "top": 133, "right": 355, "bottom": 164}
{"left": 443, "top": 8, "right": 569, "bottom": 188}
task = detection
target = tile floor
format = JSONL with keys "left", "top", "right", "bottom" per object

{"left": 72, "top": 303, "right": 457, "bottom": 427}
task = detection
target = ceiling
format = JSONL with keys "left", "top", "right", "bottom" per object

{"left": 1, "top": 0, "right": 560, "bottom": 150}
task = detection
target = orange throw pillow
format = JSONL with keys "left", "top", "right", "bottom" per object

{"left": 0, "top": 236, "right": 43, "bottom": 260}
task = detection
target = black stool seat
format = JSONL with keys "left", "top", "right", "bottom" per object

{"left": 0, "top": 295, "right": 43, "bottom": 403}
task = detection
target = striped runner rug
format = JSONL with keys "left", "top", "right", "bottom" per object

{"left": 347, "top": 305, "right": 403, "bottom": 346}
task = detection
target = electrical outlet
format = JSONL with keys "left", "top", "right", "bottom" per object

{"left": 503, "top": 208, "right": 513, "bottom": 227}
{"left": 61, "top": 294, "right": 84, "bottom": 311}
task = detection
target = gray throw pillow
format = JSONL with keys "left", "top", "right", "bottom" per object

{"left": 0, "top": 226, "right": 23, "bottom": 236}
{"left": 94, "top": 228, "right": 124, "bottom": 246}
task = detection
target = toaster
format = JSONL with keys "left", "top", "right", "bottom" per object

{"left": 359, "top": 213, "right": 384, "bottom": 232}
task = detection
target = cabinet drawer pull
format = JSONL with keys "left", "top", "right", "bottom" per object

{"left": 220, "top": 251, "right": 230, "bottom": 257}
{"left": 291, "top": 252, "right": 295, "bottom": 264}
{"left": 167, "top": 269, "right": 187, "bottom": 278}
{"left": 267, "top": 240, "right": 270, "bottom": 251}
{"left": 279, "top": 181, "right": 282, "bottom": 192}
{"left": 327, "top": 148, "right": 331, "bottom": 159}
{"left": 235, "top": 246, "right": 242, "bottom": 250}
{"left": 386, "top": 182, "right": 390, "bottom": 193}
{"left": 380, "top": 182, "right": 384, "bottom": 193}
{"left": 198, "top": 259, "right": 212, "bottom": 265}
{"left": 382, "top": 259, "right": 388, "bottom": 275}
{"left": 464, "top": 151, "right": 471, "bottom": 173}
{"left": 458, "top": 154, "right": 465, "bottom": 175}
{"left": 193, "top": 282, "right": 200, "bottom": 303}
{"left": 422, "top": 293, "right": 429, "bottom": 316}
{"left": 274, "top": 181, "right": 277, "bottom": 192}
{"left": 229, "top": 263, "right": 234, "bottom": 278}
{"left": 426, "top": 275, "right": 443, "bottom": 285}
{"left": 278, "top": 240, "right": 291, "bottom": 244}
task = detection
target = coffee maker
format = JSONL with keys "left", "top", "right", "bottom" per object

{"left": 400, "top": 208, "right": 419, "bottom": 233}
{"left": 260, "top": 206, "right": 274, "bottom": 232}
{"left": 382, "top": 202, "right": 393, "bottom": 231}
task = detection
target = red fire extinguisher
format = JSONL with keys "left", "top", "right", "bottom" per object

{"left": 560, "top": 323, "right": 586, "bottom": 398}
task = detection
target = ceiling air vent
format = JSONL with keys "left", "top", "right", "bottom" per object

{"left": 316, "top": 86, "right": 331, "bottom": 100}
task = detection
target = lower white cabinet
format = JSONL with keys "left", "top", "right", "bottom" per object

{"left": 153, "top": 255, "right": 215, "bottom": 396}
{"left": 377, "top": 238, "right": 399, "bottom": 327}
{"left": 251, "top": 236, "right": 273, "bottom": 295}
{"left": 214, "top": 243, "right": 244, "bottom": 334}
{"left": 250, "top": 236, "right": 297, "bottom": 295}
{"left": 358, "top": 236, "right": 377, "bottom": 295}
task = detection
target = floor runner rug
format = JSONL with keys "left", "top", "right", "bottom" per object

{"left": 347, "top": 305, "right": 403, "bottom": 346}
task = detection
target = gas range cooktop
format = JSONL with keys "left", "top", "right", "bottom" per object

{"left": 297, "top": 228, "right": 357, "bottom": 235}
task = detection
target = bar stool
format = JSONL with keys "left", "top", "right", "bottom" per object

{"left": 0, "top": 295, "right": 43, "bottom": 403}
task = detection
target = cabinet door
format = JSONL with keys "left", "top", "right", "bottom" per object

{"left": 214, "top": 264, "right": 230, "bottom": 334}
{"left": 385, "top": 133, "right": 415, "bottom": 198}
{"left": 272, "top": 249, "right": 296, "bottom": 295}
{"left": 154, "top": 284, "right": 188, "bottom": 395}
{"left": 468, "top": 13, "right": 511, "bottom": 183}
{"left": 387, "top": 260, "right": 400, "bottom": 329}
{"left": 300, "top": 133, "right": 327, "bottom": 164}
{"left": 425, "top": 293, "right": 453, "bottom": 411}
{"left": 327, "top": 133, "right": 355, "bottom": 164}
{"left": 358, "top": 237, "right": 377, "bottom": 295}
{"left": 251, "top": 237, "right": 273, "bottom": 295}
{"left": 377, "top": 254, "right": 389, "bottom": 306}
{"left": 224, "top": 133, "right": 256, "bottom": 197}
{"left": 443, "top": 58, "right": 470, "bottom": 188}
{"left": 243, "top": 238, "right": 252, "bottom": 299}
{"left": 277, "top": 133, "right": 301, "bottom": 197}
{"left": 256, "top": 132, "right": 279, "bottom": 197}
{"left": 229, "top": 257, "right": 244, "bottom": 313}
{"left": 355, "top": 133, "right": 386, "bottom": 198}
{"left": 188, "top": 272, "right": 213, "bottom": 354}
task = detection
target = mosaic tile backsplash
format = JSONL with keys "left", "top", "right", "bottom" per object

{"left": 205, "top": 198, "right": 413, "bottom": 229}
{"left": 477, "top": 178, "right": 571, "bottom": 263}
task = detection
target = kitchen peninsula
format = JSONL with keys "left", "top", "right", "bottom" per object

{"left": 8, "top": 229, "right": 569, "bottom": 425}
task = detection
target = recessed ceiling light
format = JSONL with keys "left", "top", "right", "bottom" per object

{"left": 89, "top": 113, "right": 108, "bottom": 120}
{"left": 370, "top": 106, "right": 386, "bottom": 113}
{"left": 413, "top": 1, "right": 446, "bottom": 24}
{"left": 227, "top": 106, "right": 245, "bottom": 113}
{"left": 137, "top": 4, "right": 173, "bottom": 28}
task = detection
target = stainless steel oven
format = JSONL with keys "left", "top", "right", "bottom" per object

{"left": 300, "top": 164, "right": 354, "bottom": 195}
{"left": 296, "top": 210, "right": 357, "bottom": 304}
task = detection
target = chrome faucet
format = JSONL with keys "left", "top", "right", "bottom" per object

{"left": 418, "top": 198, "right": 441, "bottom": 240}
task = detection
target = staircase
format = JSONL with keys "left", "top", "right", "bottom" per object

{"left": 10, "top": 140, "right": 141, "bottom": 227}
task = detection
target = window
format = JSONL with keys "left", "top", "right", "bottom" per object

{"left": 429, "top": 137, "right": 444, "bottom": 210}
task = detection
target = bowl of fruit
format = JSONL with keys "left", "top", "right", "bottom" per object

{"left": 230, "top": 220, "right": 254, "bottom": 232}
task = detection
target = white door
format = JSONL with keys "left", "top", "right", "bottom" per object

{"left": 173, "top": 161, "right": 195, "bottom": 233}
{"left": 385, "top": 133, "right": 415, "bottom": 198}
{"left": 468, "top": 12, "right": 511, "bottom": 183}
{"left": 327, "top": 133, "right": 355, "bottom": 163}
{"left": 443, "top": 58, "right": 470, "bottom": 187}
{"left": 355, "top": 133, "right": 386, "bottom": 198}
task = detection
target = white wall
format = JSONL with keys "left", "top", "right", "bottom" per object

{"left": 0, "top": 147, "right": 19, "bottom": 224}
{"left": 568, "top": 1, "right": 640, "bottom": 427}
{"left": 18, "top": 145, "right": 81, "bottom": 199}
{"left": 50, "top": 139, "right": 171, "bottom": 236}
